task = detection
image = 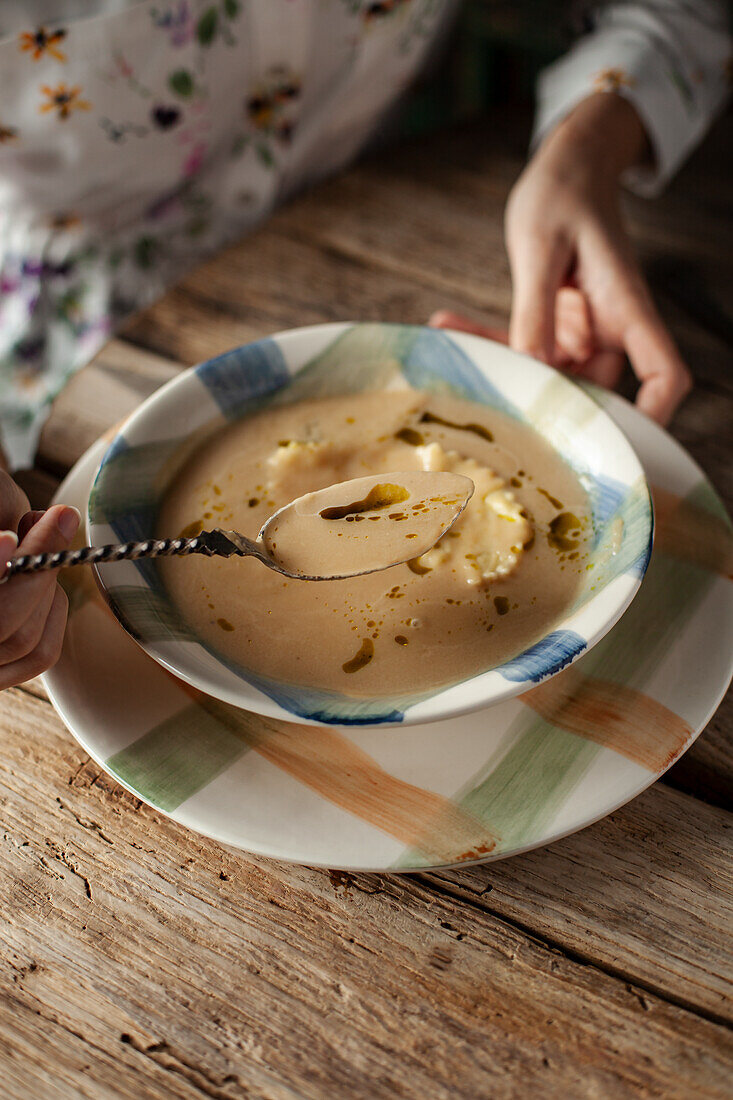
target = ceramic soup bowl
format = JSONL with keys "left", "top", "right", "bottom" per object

{"left": 88, "top": 322, "right": 653, "bottom": 727}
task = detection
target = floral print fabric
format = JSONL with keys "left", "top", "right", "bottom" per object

{"left": 0, "top": 0, "right": 457, "bottom": 467}
{"left": 0, "top": 0, "right": 730, "bottom": 467}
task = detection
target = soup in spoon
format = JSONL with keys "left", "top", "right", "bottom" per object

{"left": 261, "top": 470, "right": 473, "bottom": 579}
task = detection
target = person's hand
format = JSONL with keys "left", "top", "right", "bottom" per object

{"left": 502, "top": 92, "right": 691, "bottom": 425}
{"left": 0, "top": 471, "right": 80, "bottom": 688}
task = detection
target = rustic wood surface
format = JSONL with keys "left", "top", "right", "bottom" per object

{"left": 1, "top": 108, "right": 731, "bottom": 1098}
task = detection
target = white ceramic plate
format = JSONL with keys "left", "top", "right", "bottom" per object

{"left": 44, "top": 386, "right": 732, "bottom": 871}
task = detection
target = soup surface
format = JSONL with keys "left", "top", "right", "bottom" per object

{"left": 157, "top": 389, "right": 593, "bottom": 697}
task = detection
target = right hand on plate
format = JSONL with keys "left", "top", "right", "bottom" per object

{"left": 0, "top": 470, "right": 80, "bottom": 688}
{"left": 503, "top": 93, "right": 691, "bottom": 425}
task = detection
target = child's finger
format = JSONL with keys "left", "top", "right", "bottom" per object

{"left": 428, "top": 311, "right": 509, "bottom": 344}
{"left": 555, "top": 287, "right": 594, "bottom": 363}
{"left": 508, "top": 233, "right": 572, "bottom": 365}
{"left": 625, "top": 310, "right": 692, "bottom": 425}
{"left": 17, "top": 510, "right": 46, "bottom": 542}
{"left": 17, "top": 505, "right": 80, "bottom": 556}
{"left": 581, "top": 247, "right": 691, "bottom": 424}
{"left": 0, "top": 506, "right": 80, "bottom": 643}
{"left": 0, "top": 531, "right": 18, "bottom": 579}
{"left": 580, "top": 350, "right": 625, "bottom": 390}
{"left": 0, "top": 587, "right": 68, "bottom": 689}
{"left": 0, "top": 471, "right": 30, "bottom": 532}
{"left": 0, "top": 580, "right": 56, "bottom": 665}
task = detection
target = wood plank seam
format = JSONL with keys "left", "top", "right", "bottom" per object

{"left": 416, "top": 872, "right": 733, "bottom": 1032}
{"left": 0, "top": 990, "right": 227, "bottom": 1100}
{"left": 268, "top": 223, "right": 500, "bottom": 309}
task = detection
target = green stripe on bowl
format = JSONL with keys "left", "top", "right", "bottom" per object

{"left": 526, "top": 373, "right": 600, "bottom": 436}
{"left": 104, "top": 584, "right": 197, "bottom": 643}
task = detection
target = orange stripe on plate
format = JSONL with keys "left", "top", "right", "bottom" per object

{"left": 524, "top": 668, "right": 691, "bottom": 773}
{"left": 196, "top": 695, "right": 496, "bottom": 861}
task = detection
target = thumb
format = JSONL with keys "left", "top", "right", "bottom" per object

{"left": 16, "top": 504, "right": 81, "bottom": 556}
{"left": 508, "top": 236, "right": 572, "bottom": 365}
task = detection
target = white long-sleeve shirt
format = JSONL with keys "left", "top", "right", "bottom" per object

{"left": 534, "top": 1, "right": 731, "bottom": 195}
{"left": 0, "top": 0, "right": 729, "bottom": 466}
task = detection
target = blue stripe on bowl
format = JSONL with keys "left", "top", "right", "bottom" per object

{"left": 196, "top": 337, "right": 290, "bottom": 418}
{"left": 90, "top": 436, "right": 185, "bottom": 589}
{"left": 497, "top": 630, "right": 587, "bottom": 683}
{"left": 98, "top": 431, "right": 129, "bottom": 470}
{"left": 628, "top": 528, "right": 654, "bottom": 579}
{"left": 402, "top": 328, "right": 523, "bottom": 419}
{"left": 277, "top": 325, "right": 523, "bottom": 419}
{"left": 200, "top": 646, "right": 408, "bottom": 724}
{"left": 587, "top": 472, "right": 628, "bottom": 536}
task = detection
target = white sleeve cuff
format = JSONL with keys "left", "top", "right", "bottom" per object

{"left": 532, "top": 16, "right": 731, "bottom": 197}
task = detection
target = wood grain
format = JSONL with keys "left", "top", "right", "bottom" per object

{"left": 37, "top": 340, "right": 182, "bottom": 476}
{"left": 665, "top": 695, "right": 733, "bottom": 811}
{"left": 426, "top": 782, "right": 733, "bottom": 1026}
{"left": 1, "top": 688, "right": 732, "bottom": 1100}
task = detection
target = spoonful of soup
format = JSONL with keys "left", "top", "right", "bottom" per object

{"left": 261, "top": 470, "right": 473, "bottom": 579}
{"left": 0, "top": 471, "right": 474, "bottom": 584}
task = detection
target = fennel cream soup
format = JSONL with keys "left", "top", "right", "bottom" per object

{"left": 157, "top": 390, "right": 593, "bottom": 697}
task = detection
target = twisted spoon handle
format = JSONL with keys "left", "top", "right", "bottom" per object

{"left": 0, "top": 530, "right": 239, "bottom": 584}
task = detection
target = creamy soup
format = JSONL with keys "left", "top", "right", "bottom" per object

{"left": 157, "top": 390, "right": 593, "bottom": 697}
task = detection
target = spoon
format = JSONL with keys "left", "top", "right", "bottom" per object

{"left": 0, "top": 471, "right": 474, "bottom": 584}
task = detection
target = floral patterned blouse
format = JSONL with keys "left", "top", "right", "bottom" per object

{"left": 0, "top": 0, "right": 729, "bottom": 467}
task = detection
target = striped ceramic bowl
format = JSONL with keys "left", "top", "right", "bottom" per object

{"left": 88, "top": 322, "right": 653, "bottom": 727}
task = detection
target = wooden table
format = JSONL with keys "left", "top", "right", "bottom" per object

{"left": 2, "top": 111, "right": 732, "bottom": 1099}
